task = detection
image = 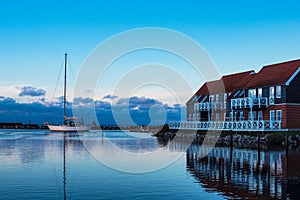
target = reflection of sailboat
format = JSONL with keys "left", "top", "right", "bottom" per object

{"left": 63, "top": 135, "right": 67, "bottom": 200}
{"left": 46, "top": 54, "right": 89, "bottom": 132}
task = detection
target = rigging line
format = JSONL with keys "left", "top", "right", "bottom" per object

{"left": 67, "top": 57, "right": 76, "bottom": 87}
{"left": 66, "top": 57, "right": 78, "bottom": 103}
{"left": 51, "top": 57, "right": 65, "bottom": 102}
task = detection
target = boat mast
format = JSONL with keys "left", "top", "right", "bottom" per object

{"left": 64, "top": 53, "right": 67, "bottom": 124}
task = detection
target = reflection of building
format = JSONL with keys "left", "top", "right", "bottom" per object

{"left": 186, "top": 146, "right": 300, "bottom": 199}
{"left": 170, "top": 59, "right": 300, "bottom": 131}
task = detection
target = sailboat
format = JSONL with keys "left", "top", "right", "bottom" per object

{"left": 46, "top": 54, "right": 89, "bottom": 132}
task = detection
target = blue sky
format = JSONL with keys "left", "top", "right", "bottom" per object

{"left": 1, "top": 0, "right": 300, "bottom": 125}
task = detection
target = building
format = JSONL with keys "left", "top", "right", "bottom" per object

{"left": 170, "top": 59, "right": 300, "bottom": 131}
{"left": 186, "top": 145, "right": 300, "bottom": 199}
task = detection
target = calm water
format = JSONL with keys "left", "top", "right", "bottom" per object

{"left": 0, "top": 130, "right": 299, "bottom": 200}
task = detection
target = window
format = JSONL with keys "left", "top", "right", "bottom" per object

{"left": 253, "top": 111, "right": 257, "bottom": 120}
{"left": 270, "top": 110, "right": 275, "bottom": 121}
{"left": 276, "top": 110, "right": 282, "bottom": 121}
{"left": 224, "top": 93, "right": 227, "bottom": 102}
{"left": 230, "top": 112, "right": 233, "bottom": 121}
{"left": 258, "top": 111, "right": 263, "bottom": 120}
{"left": 248, "top": 89, "right": 256, "bottom": 97}
{"left": 216, "top": 94, "right": 219, "bottom": 102}
{"left": 269, "top": 87, "right": 275, "bottom": 105}
{"left": 253, "top": 89, "right": 256, "bottom": 97}
{"left": 248, "top": 111, "right": 257, "bottom": 120}
{"left": 276, "top": 86, "right": 281, "bottom": 98}
{"left": 194, "top": 103, "right": 198, "bottom": 112}
{"left": 258, "top": 88, "right": 262, "bottom": 97}
{"left": 269, "top": 87, "right": 274, "bottom": 98}
{"left": 223, "top": 93, "right": 227, "bottom": 108}
{"left": 216, "top": 113, "right": 220, "bottom": 121}
{"left": 239, "top": 112, "right": 244, "bottom": 121}
{"left": 209, "top": 95, "right": 214, "bottom": 102}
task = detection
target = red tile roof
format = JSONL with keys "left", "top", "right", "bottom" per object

{"left": 198, "top": 70, "right": 255, "bottom": 95}
{"left": 222, "top": 70, "right": 255, "bottom": 91}
{"left": 187, "top": 59, "right": 300, "bottom": 104}
{"left": 246, "top": 59, "right": 300, "bottom": 88}
{"left": 186, "top": 81, "right": 219, "bottom": 104}
{"left": 187, "top": 70, "right": 254, "bottom": 104}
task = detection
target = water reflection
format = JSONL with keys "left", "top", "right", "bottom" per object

{"left": 0, "top": 136, "right": 46, "bottom": 164}
{"left": 2, "top": 130, "right": 300, "bottom": 199}
{"left": 186, "top": 144, "right": 300, "bottom": 199}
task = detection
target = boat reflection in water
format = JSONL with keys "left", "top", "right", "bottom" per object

{"left": 186, "top": 144, "right": 300, "bottom": 199}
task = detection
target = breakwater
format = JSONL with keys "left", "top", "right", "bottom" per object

{"left": 154, "top": 129, "right": 300, "bottom": 146}
{"left": 0, "top": 122, "right": 47, "bottom": 129}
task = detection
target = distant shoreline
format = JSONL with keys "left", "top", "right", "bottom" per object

{"left": 0, "top": 122, "right": 48, "bottom": 129}
{"left": 0, "top": 122, "right": 165, "bottom": 133}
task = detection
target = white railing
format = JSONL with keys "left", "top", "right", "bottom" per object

{"left": 169, "top": 120, "right": 281, "bottom": 131}
{"left": 210, "top": 102, "right": 224, "bottom": 110}
{"left": 269, "top": 97, "right": 275, "bottom": 105}
{"left": 196, "top": 102, "right": 224, "bottom": 111}
{"left": 198, "top": 102, "right": 210, "bottom": 111}
{"left": 231, "top": 97, "right": 268, "bottom": 109}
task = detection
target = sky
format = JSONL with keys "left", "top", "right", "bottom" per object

{"left": 1, "top": 0, "right": 300, "bottom": 125}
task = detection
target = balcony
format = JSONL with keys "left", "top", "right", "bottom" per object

{"left": 210, "top": 102, "right": 224, "bottom": 110}
{"left": 198, "top": 102, "right": 210, "bottom": 111}
{"left": 196, "top": 102, "right": 224, "bottom": 111}
{"left": 169, "top": 120, "right": 281, "bottom": 131}
{"left": 231, "top": 97, "right": 268, "bottom": 109}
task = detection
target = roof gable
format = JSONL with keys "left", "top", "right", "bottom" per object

{"left": 246, "top": 59, "right": 300, "bottom": 88}
{"left": 187, "top": 59, "right": 300, "bottom": 105}
{"left": 187, "top": 70, "right": 254, "bottom": 104}
{"left": 285, "top": 67, "right": 300, "bottom": 86}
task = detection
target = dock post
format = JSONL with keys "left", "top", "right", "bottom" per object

{"left": 258, "top": 131, "right": 261, "bottom": 150}
{"left": 230, "top": 130, "right": 233, "bottom": 164}
{"left": 257, "top": 131, "right": 261, "bottom": 167}
{"left": 230, "top": 130, "right": 233, "bottom": 148}
{"left": 285, "top": 132, "right": 289, "bottom": 157}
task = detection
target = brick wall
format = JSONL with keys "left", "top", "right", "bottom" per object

{"left": 286, "top": 105, "right": 300, "bottom": 128}
{"left": 257, "top": 104, "right": 300, "bottom": 129}
{"left": 243, "top": 105, "right": 288, "bottom": 128}
{"left": 261, "top": 105, "right": 287, "bottom": 128}
{"left": 188, "top": 103, "right": 300, "bottom": 129}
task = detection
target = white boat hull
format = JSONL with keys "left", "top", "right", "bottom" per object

{"left": 47, "top": 125, "right": 89, "bottom": 132}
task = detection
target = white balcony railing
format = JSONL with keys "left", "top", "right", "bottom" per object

{"left": 198, "top": 102, "right": 210, "bottom": 111}
{"left": 231, "top": 97, "right": 268, "bottom": 109}
{"left": 196, "top": 102, "right": 225, "bottom": 112}
{"left": 210, "top": 102, "right": 224, "bottom": 110}
{"left": 169, "top": 120, "right": 281, "bottom": 131}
